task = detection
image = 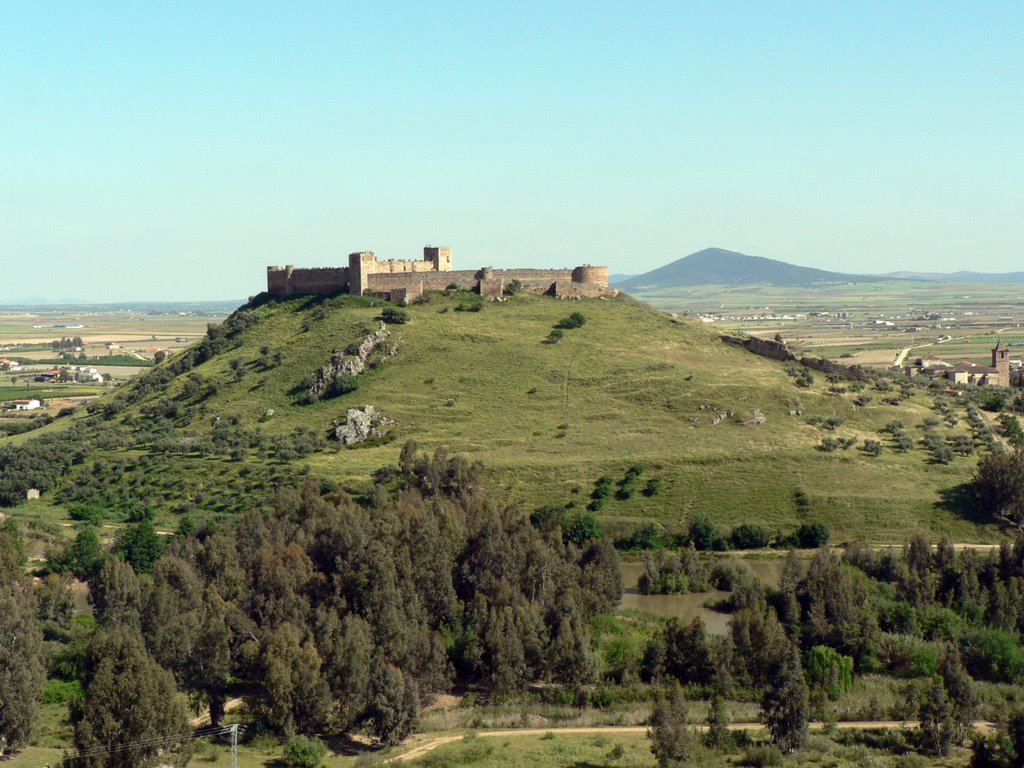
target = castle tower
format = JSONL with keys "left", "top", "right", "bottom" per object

{"left": 424, "top": 246, "right": 453, "bottom": 272}
{"left": 348, "top": 251, "right": 376, "bottom": 295}
{"left": 993, "top": 339, "right": 1010, "bottom": 384}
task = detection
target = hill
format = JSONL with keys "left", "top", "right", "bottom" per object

{"left": 0, "top": 289, "right": 1001, "bottom": 543}
{"left": 616, "top": 248, "right": 881, "bottom": 289}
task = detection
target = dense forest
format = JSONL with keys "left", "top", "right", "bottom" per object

{"left": 3, "top": 441, "right": 1024, "bottom": 765}
{"left": 0, "top": 444, "right": 621, "bottom": 765}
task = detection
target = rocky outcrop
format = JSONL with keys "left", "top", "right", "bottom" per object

{"left": 305, "top": 323, "right": 399, "bottom": 402}
{"left": 332, "top": 405, "right": 394, "bottom": 445}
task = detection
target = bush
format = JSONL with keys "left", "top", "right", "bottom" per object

{"left": 283, "top": 735, "right": 327, "bottom": 768}
{"left": 381, "top": 307, "right": 409, "bottom": 324}
{"left": 688, "top": 515, "right": 719, "bottom": 551}
{"left": 642, "top": 478, "right": 663, "bottom": 497}
{"left": 730, "top": 523, "right": 769, "bottom": 550}
{"left": 794, "top": 522, "right": 830, "bottom": 548}
{"left": 42, "top": 678, "right": 84, "bottom": 704}
{"left": 69, "top": 502, "right": 106, "bottom": 526}
{"left": 555, "top": 311, "right": 587, "bottom": 329}
{"left": 737, "top": 745, "right": 784, "bottom": 767}
{"left": 862, "top": 439, "right": 884, "bottom": 457}
{"left": 961, "top": 627, "right": 1024, "bottom": 683}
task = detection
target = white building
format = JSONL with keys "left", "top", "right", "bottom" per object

{"left": 12, "top": 399, "right": 42, "bottom": 411}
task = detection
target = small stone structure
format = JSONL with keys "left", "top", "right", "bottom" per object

{"left": 268, "top": 246, "right": 615, "bottom": 301}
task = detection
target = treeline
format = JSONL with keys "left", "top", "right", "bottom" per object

{"left": 1, "top": 444, "right": 622, "bottom": 765}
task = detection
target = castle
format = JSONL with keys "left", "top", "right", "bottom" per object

{"left": 267, "top": 246, "right": 616, "bottom": 302}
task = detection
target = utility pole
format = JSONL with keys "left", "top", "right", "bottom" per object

{"left": 229, "top": 723, "right": 238, "bottom": 768}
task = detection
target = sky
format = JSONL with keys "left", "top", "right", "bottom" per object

{"left": 2, "top": 2, "right": 1023, "bottom": 301}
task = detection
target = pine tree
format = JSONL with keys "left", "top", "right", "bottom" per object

{"left": 761, "top": 644, "right": 809, "bottom": 752}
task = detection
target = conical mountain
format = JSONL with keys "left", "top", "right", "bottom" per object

{"left": 616, "top": 247, "right": 876, "bottom": 289}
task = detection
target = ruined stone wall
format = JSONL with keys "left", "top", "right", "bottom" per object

{"left": 722, "top": 333, "right": 870, "bottom": 381}
{"left": 267, "top": 266, "right": 350, "bottom": 296}
{"left": 799, "top": 356, "right": 871, "bottom": 381}
{"left": 721, "top": 335, "right": 796, "bottom": 362}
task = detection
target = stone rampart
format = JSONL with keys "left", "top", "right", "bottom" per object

{"left": 267, "top": 266, "right": 351, "bottom": 297}
{"left": 799, "top": 356, "right": 871, "bottom": 381}
{"left": 268, "top": 248, "right": 611, "bottom": 299}
{"left": 721, "top": 335, "right": 795, "bottom": 362}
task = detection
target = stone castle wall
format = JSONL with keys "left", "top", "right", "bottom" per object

{"left": 267, "top": 247, "right": 613, "bottom": 300}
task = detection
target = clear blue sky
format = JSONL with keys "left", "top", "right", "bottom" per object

{"left": 2, "top": 2, "right": 1022, "bottom": 301}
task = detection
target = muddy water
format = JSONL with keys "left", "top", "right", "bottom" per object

{"left": 617, "top": 557, "right": 785, "bottom": 636}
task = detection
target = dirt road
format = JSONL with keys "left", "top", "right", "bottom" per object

{"left": 385, "top": 720, "right": 997, "bottom": 763}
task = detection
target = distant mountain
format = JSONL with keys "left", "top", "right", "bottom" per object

{"left": 882, "top": 270, "right": 1024, "bottom": 284}
{"left": 615, "top": 248, "right": 878, "bottom": 290}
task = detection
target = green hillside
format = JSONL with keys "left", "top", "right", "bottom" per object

{"left": 0, "top": 290, "right": 1002, "bottom": 542}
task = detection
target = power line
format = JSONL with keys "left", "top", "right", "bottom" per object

{"left": 4, "top": 724, "right": 242, "bottom": 768}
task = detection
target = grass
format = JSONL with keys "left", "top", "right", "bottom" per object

{"left": 0, "top": 291, "right": 1006, "bottom": 542}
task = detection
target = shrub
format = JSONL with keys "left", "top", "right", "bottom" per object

{"left": 42, "top": 678, "right": 84, "bottom": 704}
{"left": 961, "top": 627, "right": 1024, "bottom": 683}
{"left": 862, "top": 439, "right": 884, "bottom": 457}
{"left": 561, "top": 510, "right": 601, "bottom": 546}
{"left": 326, "top": 373, "right": 360, "bottom": 398}
{"left": 642, "top": 478, "right": 662, "bottom": 497}
{"left": 730, "top": 523, "right": 769, "bottom": 550}
{"left": 794, "top": 522, "right": 830, "bottom": 548}
{"left": 737, "top": 745, "right": 784, "bottom": 767}
{"left": 689, "top": 515, "right": 719, "bottom": 551}
{"left": 283, "top": 735, "right": 327, "bottom": 768}
{"left": 69, "top": 502, "right": 106, "bottom": 526}
{"left": 555, "top": 311, "right": 587, "bottom": 329}
{"left": 381, "top": 307, "right": 409, "bottom": 324}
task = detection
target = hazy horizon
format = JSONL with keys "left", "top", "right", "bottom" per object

{"left": 3, "top": 3, "right": 1023, "bottom": 302}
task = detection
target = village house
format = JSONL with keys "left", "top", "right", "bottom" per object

{"left": 9, "top": 399, "right": 42, "bottom": 411}
{"left": 902, "top": 340, "right": 1012, "bottom": 387}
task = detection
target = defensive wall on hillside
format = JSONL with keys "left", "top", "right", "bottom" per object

{"left": 721, "top": 334, "right": 870, "bottom": 381}
{"left": 267, "top": 246, "right": 614, "bottom": 301}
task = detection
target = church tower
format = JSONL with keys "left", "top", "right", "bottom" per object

{"left": 993, "top": 339, "right": 1010, "bottom": 385}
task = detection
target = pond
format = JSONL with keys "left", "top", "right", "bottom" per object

{"left": 617, "top": 556, "right": 785, "bottom": 636}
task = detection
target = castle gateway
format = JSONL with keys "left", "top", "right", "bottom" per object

{"left": 267, "top": 246, "right": 615, "bottom": 302}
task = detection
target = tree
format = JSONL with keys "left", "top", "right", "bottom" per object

{"left": 89, "top": 558, "right": 141, "bottom": 629}
{"left": 939, "top": 648, "right": 978, "bottom": 745}
{"left": 806, "top": 645, "right": 853, "bottom": 701}
{"left": 0, "top": 534, "right": 46, "bottom": 750}
{"left": 256, "top": 623, "right": 331, "bottom": 735}
{"left": 705, "top": 693, "right": 732, "bottom": 750}
{"left": 70, "top": 627, "right": 190, "bottom": 768}
{"left": 366, "top": 660, "right": 418, "bottom": 746}
{"left": 919, "top": 675, "right": 953, "bottom": 757}
{"left": 115, "top": 518, "right": 165, "bottom": 574}
{"left": 974, "top": 449, "right": 1024, "bottom": 527}
{"left": 648, "top": 682, "right": 696, "bottom": 767}
{"left": 761, "top": 645, "right": 809, "bottom": 752}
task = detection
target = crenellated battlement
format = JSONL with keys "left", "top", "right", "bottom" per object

{"left": 267, "top": 246, "right": 614, "bottom": 300}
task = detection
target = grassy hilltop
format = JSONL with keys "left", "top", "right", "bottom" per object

{"left": 0, "top": 289, "right": 1001, "bottom": 542}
